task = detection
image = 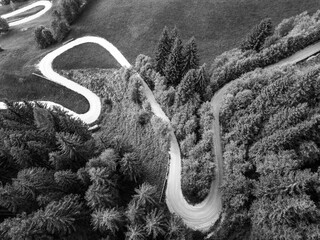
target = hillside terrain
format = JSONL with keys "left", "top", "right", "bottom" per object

{"left": 1, "top": 0, "right": 320, "bottom": 112}
{"left": 1, "top": 0, "right": 320, "bottom": 239}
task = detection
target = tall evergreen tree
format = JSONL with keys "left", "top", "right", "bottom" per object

{"left": 170, "top": 26, "right": 179, "bottom": 45}
{"left": 91, "top": 208, "right": 123, "bottom": 235}
{"left": 144, "top": 209, "right": 166, "bottom": 239}
{"left": 125, "top": 224, "right": 146, "bottom": 240}
{"left": 175, "top": 69, "right": 198, "bottom": 106}
{"left": 0, "top": 194, "right": 85, "bottom": 239}
{"left": 181, "top": 37, "right": 200, "bottom": 77}
{"left": 240, "top": 18, "right": 274, "bottom": 52}
{"left": 155, "top": 26, "right": 172, "bottom": 76}
{"left": 164, "top": 38, "right": 184, "bottom": 87}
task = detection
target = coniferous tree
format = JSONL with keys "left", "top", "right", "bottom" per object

{"left": 144, "top": 209, "right": 166, "bottom": 239}
{"left": 119, "top": 152, "right": 141, "bottom": 182}
{"left": 131, "top": 79, "right": 143, "bottom": 105}
{"left": 181, "top": 37, "right": 200, "bottom": 77}
{"left": 155, "top": 26, "right": 172, "bottom": 76}
{"left": 175, "top": 69, "right": 197, "bottom": 106}
{"left": 166, "top": 214, "right": 186, "bottom": 239}
{"left": 132, "top": 183, "right": 157, "bottom": 207}
{"left": 91, "top": 208, "right": 123, "bottom": 235}
{"left": 240, "top": 18, "right": 273, "bottom": 52}
{"left": 170, "top": 26, "right": 179, "bottom": 45}
{"left": 125, "top": 224, "right": 146, "bottom": 240}
{"left": 50, "top": 132, "right": 92, "bottom": 171}
{"left": 164, "top": 38, "right": 184, "bottom": 87}
{"left": 0, "top": 194, "right": 85, "bottom": 239}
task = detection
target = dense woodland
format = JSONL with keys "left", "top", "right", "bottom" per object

{"left": 0, "top": 69, "right": 191, "bottom": 239}
{"left": 208, "top": 61, "right": 320, "bottom": 240}
{"left": 1, "top": 1, "right": 320, "bottom": 239}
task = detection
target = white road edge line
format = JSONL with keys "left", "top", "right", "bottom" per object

{"left": 1, "top": 1, "right": 52, "bottom": 27}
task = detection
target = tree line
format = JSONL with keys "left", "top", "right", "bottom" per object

{"left": 209, "top": 62, "right": 320, "bottom": 240}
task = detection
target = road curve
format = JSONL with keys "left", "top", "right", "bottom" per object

{"left": 3, "top": 0, "right": 320, "bottom": 232}
{"left": 1, "top": 0, "right": 52, "bottom": 27}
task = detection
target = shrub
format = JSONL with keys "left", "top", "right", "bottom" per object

{"left": 210, "top": 12, "right": 320, "bottom": 95}
{"left": 275, "top": 17, "right": 295, "bottom": 37}
{"left": 137, "top": 111, "right": 151, "bottom": 126}
{"left": 34, "top": 26, "right": 55, "bottom": 49}
{"left": 0, "top": 18, "right": 9, "bottom": 33}
{"left": 59, "top": 0, "right": 83, "bottom": 24}
{"left": 51, "top": 19, "right": 71, "bottom": 42}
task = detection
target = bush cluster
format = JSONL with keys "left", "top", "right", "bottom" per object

{"left": 0, "top": 17, "right": 9, "bottom": 33}
{"left": 34, "top": 26, "right": 56, "bottom": 49}
{"left": 210, "top": 10, "right": 320, "bottom": 93}
{"left": 33, "top": 0, "right": 87, "bottom": 49}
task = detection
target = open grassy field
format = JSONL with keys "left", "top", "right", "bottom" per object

{"left": 0, "top": 0, "right": 319, "bottom": 113}
{"left": 6, "top": 5, "right": 44, "bottom": 23}
{"left": 66, "top": 0, "right": 320, "bottom": 66}
{"left": 0, "top": 72, "right": 89, "bottom": 114}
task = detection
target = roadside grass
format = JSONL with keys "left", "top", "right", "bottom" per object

{"left": 6, "top": 5, "right": 44, "bottom": 23}
{"left": 0, "top": 0, "right": 91, "bottom": 113}
{"left": 1, "top": 0, "right": 319, "bottom": 117}
{"left": 59, "top": 68, "right": 169, "bottom": 197}
{"left": 0, "top": 0, "right": 39, "bottom": 15}
{"left": 0, "top": 72, "right": 89, "bottom": 114}
{"left": 0, "top": 3, "right": 12, "bottom": 15}
{"left": 65, "top": 0, "right": 320, "bottom": 66}
{"left": 52, "top": 43, "right": 121, "bottom": 70}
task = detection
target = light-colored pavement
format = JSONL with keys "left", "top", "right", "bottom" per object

{"left": 1, "top": 0, "right": 52, "bottom": 27}
{"left": 2, "top": 0, "right": 320, "bottom": 232}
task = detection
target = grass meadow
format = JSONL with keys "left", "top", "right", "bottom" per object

{"left": 0, "top": 0, "right": 319, "bottom": 113}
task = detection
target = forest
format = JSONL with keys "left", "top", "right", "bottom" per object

{"left": 1, "top": 1, "right": 320, "bottom": 239}
{"left": 0, "top": 68, "right": 193, "bottom": 239}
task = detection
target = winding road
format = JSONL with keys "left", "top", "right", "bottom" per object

{"left": 2, "top": 0, "right": 320, "bottom": 232}
{"left": 1, "top": 0, "right": 52, "bottom": 27}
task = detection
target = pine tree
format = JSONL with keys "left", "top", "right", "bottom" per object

{"left": 132, "top": 183, "right": 156, "bottom": 207}
{"left": 181, "top": 37, "right": 200, "bottom": 77}
{"left": 166, "top": 214, "right": 186, "bottom": 239}
{"left": 170, "top": 26, "right": 179, "bottom": 45}
{"left": 240, "top": 18, "right": 273, "bottom": 52}
{"left": 50, "top": 132, "right": 93, "bottom": 171}
{"left": 195, "top": 64, "right": 210, "bottom": 99}
{"left": 119, "top": 152, "right": 141, "bottom": 182}
{"left": 144, "top": 209, "right": 166, "bottom": 239}
{"left": 155, "top": 26, "right": 172, "bottom": 76}
{"left": 125, "top": 224, "right": 146, "bottom": 240}
{"left": 164, "top": 38, "right": 184, "bottom": 87}
{"left": 0, "top": 194, "right": 84, "bottom": 239}
{"left": 91, "top": 208, "right": 123, "bottom": 234}
{"left": 33, "top": 107, "right": 55, "bottom": 133}
{"left": 54, "top": 170, "right": 82, "bottom": 193}
{"left": 175, "top": 69, "right": 197, "bottom": 106}
{"left": 125, "top": 201, "right": 144, "bottom": 224}
{"left": 131, "top": 78, "right": 143, "bottom": 105}
{"left": 85, "top": 167, "right": 119, "bottom": 209}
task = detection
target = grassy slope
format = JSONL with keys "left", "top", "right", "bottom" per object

{"left": 0, "top": 72, "right": 88, "bottom": 114}
{"left": 59, "top": 68, "right": 169, "bottom": 196}
{"left": 0, "top": 0, "right": 319, "bottom": 113}
{"left": 65, "top": 0, "right": 320, "bottom": 67}
{"left": 6, "top": 5, "right": 43, "bottom": 23}
{"left": 0, "top": 1, "right": 90, "bottom": 113}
